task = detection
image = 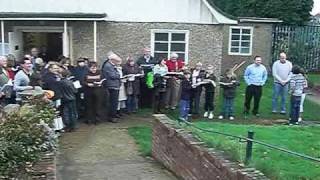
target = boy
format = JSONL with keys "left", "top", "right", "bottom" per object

{"left": 218, "top": 69, "right": 240, "bottom": 120}
{"left": 289, "top": 66, "right": 307, "bottom": 125}
{"left": 179, "top": 71, "right": 192, "bottom": 121}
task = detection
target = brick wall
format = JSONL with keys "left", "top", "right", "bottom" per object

{"left": 152, "top": 114, "right": 269, "bottom": 180}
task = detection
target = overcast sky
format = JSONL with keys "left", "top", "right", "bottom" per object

{"left": 312, "top": 0, "right": 320, "bottom": 15}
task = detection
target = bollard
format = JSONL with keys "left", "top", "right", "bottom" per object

{"left": 245, "top": 130, "right": 254, "bottom": 165}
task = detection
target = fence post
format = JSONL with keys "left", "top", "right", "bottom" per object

{"left": 245, "top": 130, "right": 254, "bottom": 165}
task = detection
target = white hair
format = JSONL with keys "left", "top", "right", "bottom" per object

{"left": 170, "top": 53, "right": 178, "bottom": 58}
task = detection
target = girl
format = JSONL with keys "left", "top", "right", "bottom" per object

{"left": 190, "top": 62, "right": 206, "bottom": 117}
{"left": 203, "top": 65, "right": 217, "bottom": 119}
{"left": 152, "top": 59, "right": 168, "bottom": 113}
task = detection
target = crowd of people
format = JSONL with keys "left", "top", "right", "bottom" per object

{"left": 0, "top": 48, "right": 308, "bottom": 132}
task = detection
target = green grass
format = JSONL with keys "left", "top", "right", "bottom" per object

{"left": 308, "top": 73, "right": 320, "bottom": 86}
{"left": 127, "top": 126, "right": 152, "bottom": 157}
{"left": 127, "top": 123, "right": 320, "bottom": 180}
{"left": 223, "top": 77, "right": 320, "bottom": 121}
{"left": 191, "top": 122, "right": 320, "bottom": 180}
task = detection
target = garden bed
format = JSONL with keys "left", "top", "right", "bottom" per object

{"left": 0, "top": 96, "right": 57, "bottom": 179}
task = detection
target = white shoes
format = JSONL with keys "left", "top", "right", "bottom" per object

{"left": 229, "top": 116, "right": 234, "bottom": 120}
{"left": 298, "top": 117, "right": 302, "bottom": 122}
{"left": 208, "top": 112, "right": 214, "bottom": 119}
{"left": 218, "top": 115, "right": 224, "bottom": 120}
{"left": 204, "top": 111, "right": 208, "bottom": 118}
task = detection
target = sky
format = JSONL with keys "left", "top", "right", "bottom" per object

{"left": 312, "top": 0, "right": 320, "bottom": 15}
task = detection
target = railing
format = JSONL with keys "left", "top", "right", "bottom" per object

{"left": 178, "top": 119, "right": 320, "bottom": 165}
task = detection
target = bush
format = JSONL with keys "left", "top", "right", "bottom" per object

{"left": 0, "top": 95, "right": 57, "bottom": 178}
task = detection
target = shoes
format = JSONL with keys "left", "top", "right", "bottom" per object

{"left": 272, "top": 111, "right": 277, "bottom": 114}
{"left": 229, "top": 116, "right": 234, "bottom": 120}
{"left": 204, "top": 111, "right": 209, "bottom": 118}
{"left": 280, "top": 111, "right": 286, "bottom": 115}
{"left": 254, "top": 113, "right": 260, "bottom": 117}
{"left": 218, "top": 115, "right": 224, "bottom": 120}
{"left": 208, "top": 112, "right": 214, "bottom": 119}
{"left": 188, "top": 114, "right": 192, "bottom": 117}
{"left": 171, "top": 107, "right": 176, "bottom": 110}
{"left": 298, "top": 117, "right": 302, "bottom": 122}
{"left": 109, "top": 119, "right": 118, "bottom": 123}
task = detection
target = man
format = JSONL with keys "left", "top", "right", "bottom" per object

{"left": 14, "top": 58, "right": 33, "bottom": 102}
{"left": 165, "top": 53, "right": 185, "bottom": 110}
{"left": 272, "top": 52, "right": 292, "bottom": 114}
{"left": 102, "top": 53, "right": 122, "bottom": 123}
{"left": 0, "top": 56, "right": 10, "bottom": 103}
{"left": 72, "top": 58, "right": 89, "bottom": 119}
{"left": 30, "top": 47, "right": 39, "bottom": 67}
{"left": 136, "top": 47, "right": 157, "bottom": 108}
{"left": 243, "top": 56, "right": 268, "bottom": 116}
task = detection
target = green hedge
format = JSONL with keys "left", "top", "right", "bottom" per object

{"left": 0, "top": 96, "right": 57, "bottom": 178}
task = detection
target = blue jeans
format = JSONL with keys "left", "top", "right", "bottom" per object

{"left": 222, "top": 97, "right": 234, "bottom": 117}
{"left": 272, "top": 82, "right": 288, "bottom": 112}
{"left": 290, "top": 96, "right": 301, "bottom": 124}
{"left": 126, "top": 95, "right": 138, "bottom": 112}
{"left": 63, "top": 100, "right": 78, "bottom": 129}
{"left": 179, "top": 99, "right": 190, "bottom": 120}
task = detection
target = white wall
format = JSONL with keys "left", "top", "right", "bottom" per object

{"left": 0, "top": 0, "right": 236, "bottom": 24}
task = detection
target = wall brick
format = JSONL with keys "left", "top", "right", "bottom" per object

{"left": 152, "top": 114, "right": 269, "bottom": 180}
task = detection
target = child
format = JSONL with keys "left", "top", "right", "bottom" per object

{"left": 218, "top": 68, "right": 240, "bottom": 120}
{"left": 190, "top": 62, "right": 206, "bottom": 117}
{"left": 203, "top": 65, "right": 217, "bottom": 119}
{"left": 117, "top": 65, "right": 127, "bottom": 115}
{"left": 289, "top": 66, "right": 307, "bottom": 125}
{"left": 153, "top": 59, "right": 168, "bottom": 114}
{"left": 60, "top": 68, "right": 78, "bottom": 132}
{"left": 179, "top": 71, "right": 192, "bottom": 121}
{"left": 298, "top": 67, "right": 308, "bottom": 122}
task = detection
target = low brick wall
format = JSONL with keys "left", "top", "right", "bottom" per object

{"left": 152, "top": 115, "right": 268, "bottom": 180}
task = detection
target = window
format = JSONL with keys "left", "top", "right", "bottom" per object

{"left": 228, "top": 26, "right": 253, "bottom": 56}
{"left": 151, "top": 30, "right": 189, "bottom": 63}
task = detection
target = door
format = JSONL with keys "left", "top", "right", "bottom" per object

{"left": 8, "top": 31, "right": 23, "bottom": 60}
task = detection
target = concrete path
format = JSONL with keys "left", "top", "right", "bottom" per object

{"left": 56, "top": 115, "right": 177, "bottom": 180}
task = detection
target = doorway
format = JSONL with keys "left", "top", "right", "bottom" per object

{"left": 23, "top": 32, "right": 63, "bottom": 62}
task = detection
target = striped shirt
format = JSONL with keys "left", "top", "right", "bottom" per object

{"left": 84, "top": 71, "right": 102, "bottom": 88}
{"left": 289, "top": 74, "right": 307, "bottom": 96}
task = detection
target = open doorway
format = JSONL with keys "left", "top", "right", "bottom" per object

{"left": 23, "top": 32, "right": 63, "bottom": 62}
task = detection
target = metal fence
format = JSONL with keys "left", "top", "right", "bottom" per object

{"left": 178, "top": 119, "right": 320, "bottom": 165}
{"left": 272, "top": 25, "right": 320, "bottom": 72}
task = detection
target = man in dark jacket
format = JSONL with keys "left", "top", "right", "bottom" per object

{"left": 136, "top": 47, "right": 157, "bottom": 108}
{"left": 102, "top": 53, "right": 122, "bottom": 122}
{"left": 71, "top": 58, "right": 89, "bottom": 119}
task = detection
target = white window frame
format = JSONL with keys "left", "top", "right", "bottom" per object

{"left": 150, "top": 29, "right": 189, "bottom": 64}
{"left": 228, "top": 26, "right": 253, "bottom": 56}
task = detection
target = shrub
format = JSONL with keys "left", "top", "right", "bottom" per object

{"left": 0, "top": 95, "right": 57, "bottom": 178}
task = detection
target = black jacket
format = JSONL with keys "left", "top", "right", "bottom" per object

{"left": 220, "top": 76, "right": 240, "bottom": 98}
{"left": 180, "top": 78, "right": 192, "bottom": 100}
{"left": 60, "top": 78, "right": 77, "bottom": 102}
{"left": 42, "top": 72, "right": 62, "bottom": 100}
{"left": 204, "top": 73, "right": 217, "bottom": 93}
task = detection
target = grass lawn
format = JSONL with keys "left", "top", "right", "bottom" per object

{"left": 221, "top": 77, "right": 320, "bottom": 121}
{"left": 127, "top": 126, "right": 152, "bottom": 157}
{"left": 308, "top": 73, "right": 320, "bottom": 86}
{"left": 127, "top": 123, "right": 320, "bottom": 180}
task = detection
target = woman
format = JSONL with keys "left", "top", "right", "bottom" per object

{"left": 122, "top": 56, "right": 143, "bottom": 113}
{"left": 190, "top": 62, "right": 206, "bottom": 117}
{"left": 84, "top": 62, "right": 104, "bottom": 124}
{"left": 153, "top": 59, "right": 168, "bottom": 113}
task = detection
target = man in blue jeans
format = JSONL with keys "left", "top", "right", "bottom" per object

{"left": 272, "top": 52, "right": 292, "bottom": 114}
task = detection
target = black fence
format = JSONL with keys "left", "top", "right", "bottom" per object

{"left": 272, "top": 25, "right": 320, "bottom": 72}
{"left": 178, "top": 119, "right": 320, "bottom": 165}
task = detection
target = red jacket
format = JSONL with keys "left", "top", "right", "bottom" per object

{"left": 165, "top": 59, "right": 184, "bottom": 72}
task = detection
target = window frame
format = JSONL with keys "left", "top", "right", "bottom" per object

{"left": 228, "top": 26, "right": 253, "bottom": 56}
{"left": 151, "top": 29, "right": 189, "bottom": 64}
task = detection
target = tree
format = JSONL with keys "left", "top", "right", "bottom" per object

{"left": 208, "top": 0, "right": 314, "bottom": 25}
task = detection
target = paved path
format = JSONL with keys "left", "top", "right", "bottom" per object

{"left": 56, "top": 115, "right": 177, "bottom": 180}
